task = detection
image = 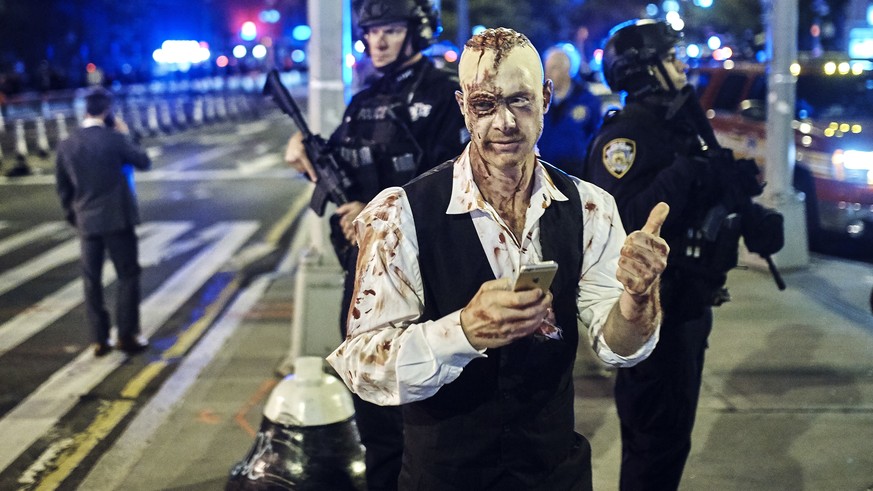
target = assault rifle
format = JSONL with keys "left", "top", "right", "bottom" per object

{"left": 263, "top": 69, "right": 352, "bottom": 216}
{"left": 670, "top": 85, "right": 786, "bottom": 291}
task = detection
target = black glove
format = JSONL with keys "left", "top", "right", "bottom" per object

{"left": 741, "top": 202, "right": 784, "bottom": 256}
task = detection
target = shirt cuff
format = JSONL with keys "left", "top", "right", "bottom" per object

{"left": 593, "top": 323, "right": 661, "bottom": 367}
{"left": 422, "top": 309, "right": 486, "bottom": 367}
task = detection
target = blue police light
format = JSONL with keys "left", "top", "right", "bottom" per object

{"left": 662, "top": 0, "right": 680, "bottom": 13}
{"left": 849, "top": 28, "right": 873, "bottom": 59}
{"left": 252, "top": 44, "right": 268, "bottom": 59}
{"left": 152, "top": 40, "right": 210, "bottom": 65}
{"left": 354, "top": 40, "right": 366, "bottom": 53}
{"left": 233, "top": 45, "right": 248, "bottom": 58}
{"left": 241, "top": 21, "right": 257, "bottom": 42}
{"left": 472, "top": 25, "right": 487, "bottom": 36}
{"left": 292, "top": 49, "right": 306, "bottom": 63}
{"left": 259, "top": 9, "right": 281, "bottom": 23}
{"left": 694, "top": 0, "right": 713, "bottom": 7}
{"left": 686, "top": 44, "right": 701, "bottom": 58}
{"left": 646, "top": 4, "right": 659, "bottom": 16}
{"left": 293, "top": 25, "right": 312, "bottom": 42}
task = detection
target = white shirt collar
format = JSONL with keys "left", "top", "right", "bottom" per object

{"left": 82, "top": 116, "right": 106, "bottom": 128}
{"left": 446, "top": 144, "right": 569, "bottom": 216}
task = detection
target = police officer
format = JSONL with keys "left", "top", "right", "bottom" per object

{"left": 537, "top": 44, "right": 602, "bottom": 177}
{"left": 585, "top": 19, "right": 782, "bottom": 490}
{"left": 285, "top": 1, "right": 468, "bottom": 489}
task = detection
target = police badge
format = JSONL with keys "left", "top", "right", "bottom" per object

{"left": 602, "top": 138, "right": 636, "bottom": 178}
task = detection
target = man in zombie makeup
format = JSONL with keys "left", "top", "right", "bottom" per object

{"left": 285, "top": 1, "right": 467, "bottom": 489}
{"left": 327, "top": 27, "right": 670, "bottom": 490}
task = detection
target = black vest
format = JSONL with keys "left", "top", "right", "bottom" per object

{"left": 332, "top": 59, "right": 434, "bottom": 202}
{"left": 399, "top": 161, "right": 589, "bottom": 489}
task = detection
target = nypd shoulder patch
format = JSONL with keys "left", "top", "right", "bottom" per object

{"left": 602, "top": 138, "right": 636, "bottom": 178}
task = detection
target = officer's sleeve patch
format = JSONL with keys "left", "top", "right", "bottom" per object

{"left": 602, "top": 138, "right": 636, "bottom": 178}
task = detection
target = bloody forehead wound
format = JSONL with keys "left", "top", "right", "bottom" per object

{"left": 464, "top": 27, "right": 532, "bottom": 70}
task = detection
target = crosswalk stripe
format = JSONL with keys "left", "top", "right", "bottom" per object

{"left": 79, "top": 275, "right": 270, "bottom": 491}
{"left": 0, "top": 237, "right": 80, "bottom": 297}
{"left": 0, "top": 220, "right": 259, "bottom": 472}
{"left": 237, "top": 153, "right": 284, "bottom": 175}
{"left": 0, "top": 168, "right": 300, "bottom": 186}
{"left": 0, "top": 222, "right": 68, "bottom": 257}
{"left": 142, "top": 168, "right": 298, "bottom": 181}
{"left": 163, "top": 146, "right": 232, "bottom": 172}
{"left": 0, "top": 222, "right": 193, "bottom": 357}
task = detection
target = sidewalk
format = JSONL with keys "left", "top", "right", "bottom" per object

{"left": 94, "top": 241, "right": 873, "bottom": 490}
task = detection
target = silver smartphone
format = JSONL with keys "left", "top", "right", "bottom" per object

{"left": 513, "top": 261, "right": 559, "bottom": 292}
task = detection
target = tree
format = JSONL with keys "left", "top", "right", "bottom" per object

{"left": 439, "top": 0, "right": 580, "bottom": 51}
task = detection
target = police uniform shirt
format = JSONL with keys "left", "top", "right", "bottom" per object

{"left": 329, "top": 56, "right": 469, "bottom": 203}
{"left": 537, "top": 79, "right": 602, "bottom": 177}
{"left": 584, "top": 99, "right": 705, "bottom": 238}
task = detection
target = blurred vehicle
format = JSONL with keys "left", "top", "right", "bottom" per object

{"left": 693, "top": 60, "right": 873, "bottom": 258}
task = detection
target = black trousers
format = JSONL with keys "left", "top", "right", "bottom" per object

{"left": 340, "top": 244, "right": 404, "bottom": 491}
{"left": 80, "top": 228, "right": 142, "bottom": 344}
{"left": 614, "top": 306, "right": 713, "bottom": 491}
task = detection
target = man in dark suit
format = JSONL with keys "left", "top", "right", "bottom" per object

{"left": 55, "top": 87, "right": 151, "bottom": 357}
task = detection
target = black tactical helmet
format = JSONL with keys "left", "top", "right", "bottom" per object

{"left": 355, "top": 0, "right": 441, "bottom": 51}
{"left": 602, "top": 19, "right": 682, "bottom": 96}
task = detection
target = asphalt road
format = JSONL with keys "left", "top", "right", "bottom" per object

{"left": 0, "top": 108, "right": 308, "bottom": 489}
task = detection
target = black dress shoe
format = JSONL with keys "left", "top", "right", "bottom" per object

{"left": 118, "top": 336, "right": 149, "bottom": 355}
{"left": 92, "top": 342, "right": 112, "bottom": 358}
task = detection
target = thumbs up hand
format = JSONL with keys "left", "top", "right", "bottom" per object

{"left": 617, "top": 202, "right": 670, "bottom": 297}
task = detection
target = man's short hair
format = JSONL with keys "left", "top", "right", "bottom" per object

{"left": 460, "top": 27, "right": 541, "bottom": 83}
{"left": 464, "top": 28, "right": 531, "bottom": 62}
{"left": 85, "top": 87, "right": 113, "bottom": 116}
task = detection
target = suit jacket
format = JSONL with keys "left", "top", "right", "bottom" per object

{"left": 55, "top": 124, "right": 151, "bottom": 235}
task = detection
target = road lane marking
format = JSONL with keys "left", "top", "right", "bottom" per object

{"left": 78, "top": 275, "right": 270, "bottom": 491}
{"left": 0, "top": 222, "right": 67, "bottom": 256}
{"left": 0, "top": 168, "right": 300, "bottom": 185}
{"left": 0, "top": 223, "right": 193, "bottom": 356}
{"left": 234, "top": 378, "right": 278, "bottom": 438}
{"left": 0, "top": 237, "right": 79, "bottom": 297}
{"left": 76, "top": 198, "right": 310, "bottom": 489}
{"left": 163, "top": 146, "right": 232, "bottom": 172}
{"left": 120, "top": 360, "right": 169, "bottom": 399}
{"left": 237, "top": 153, "right": 283, "bottom": 175}
{"left": 0, "top": 221, "right": 259, "bottom": 472}
{"left": 33, "top": 400, "right": 135, "bottom": 491}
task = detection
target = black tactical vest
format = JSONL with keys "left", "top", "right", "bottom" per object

{"left": 332, "top": 63, "right": 432, "bottom": 202}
